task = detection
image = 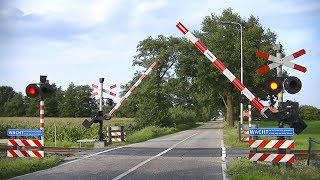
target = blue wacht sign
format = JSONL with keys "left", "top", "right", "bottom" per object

{"left": 6, "top": 129, "right": 43, "bottom": 137}
{"left": 248, "top": 128, "right": 294, "bottom": 136}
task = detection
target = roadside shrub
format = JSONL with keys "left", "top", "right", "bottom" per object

{"left": 169, "top": 106, "right": 197, "bottom": 126}
{"left": 300, "top": 105, "right": 320, "bottom": 121}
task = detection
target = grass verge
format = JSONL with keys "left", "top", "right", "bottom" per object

{"left": 227, "top": 158, "right": 320, "bottom": 180}
{"left": 0, "top": 155, "right": 63, "bottom": 179}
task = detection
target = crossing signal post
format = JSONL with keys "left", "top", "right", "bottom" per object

{"left": 25, "top": 75, "right": 55, "bottom": 142}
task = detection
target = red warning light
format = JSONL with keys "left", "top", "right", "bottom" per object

{"left": 26, "top": 84, "right": 39, "bottom": 98}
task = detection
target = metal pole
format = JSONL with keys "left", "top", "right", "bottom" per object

{"left": 221, "top": 21, "right": 244, "bottom": 125}
{"left": 98, "top": 78, "right": 104, "bottom": 141}
{"left": 275, "top": 44, "right": 283, "bottom": 103}
{"left": 239, "top": 23, "right": 244, "bottom": 125}
{"left": 54, "top": 125, "right": 57, "bottom": 147}
{"left": 99, "top": 78, "right": 104, "bottom": 111}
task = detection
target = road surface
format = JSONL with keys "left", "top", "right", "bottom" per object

{"left": 13, "top": 121, "right": 228, "bottom": 180}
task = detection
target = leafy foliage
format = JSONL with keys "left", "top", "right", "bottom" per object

{"left": 300, "top": 105, "right": 320, "bottom": 121}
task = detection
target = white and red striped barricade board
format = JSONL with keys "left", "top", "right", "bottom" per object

{"left": 7, "top": 139, "right": 44, "bottom": 158}
{"left": 248, "top": 139, "right": 294, "bottom": 163}
{"left": 7, "top": 139, "right": 44, "bottom": 147}
{"left": 7, "top": 150, "right": 44, "bottom": 158}
{"left": 256, "top": 49, "right": 307, "bottom": 75}
{"left": 248, "top": 153, "right": 294, "bottom": 163}
{"left": 107, "top": 126, "right": 126, "bottom": 142}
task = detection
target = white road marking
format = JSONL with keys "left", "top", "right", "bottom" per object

{"left": 112, "top": 133, "right": 199, "bottom": 180}
{"left": 221, "top": 140, "right": 228, "bottom": 180}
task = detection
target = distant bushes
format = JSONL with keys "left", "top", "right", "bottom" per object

{"left": 300, "top": 105, "right": 320, "bottom": 121}
{"left": 169, "top": 106, "right": 197, "bottom": 126}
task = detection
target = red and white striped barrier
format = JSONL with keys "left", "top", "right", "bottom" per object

{"left": 111, "top": 138, "right": 123, "bottom": 142}
{"left": 107, "top": 126, "right": 126, "bottom": 143}
{"left": 7, "top": 150, "right": 44, "bottom": 158}
{"left": 110, "top": 132, "right": 126, "bottom": 136}
{"left": 248, "top": 153, "right": 294, "bottom": 163}
{"left": 176, "top": 22, "right": 271, "bottom": 118}
{"left": 249, "top": 139, "right": 294, "bottom": 149}
{"left": 256, "top": 49, "right": 306, "bottom": 75}
{"left": 7, "top": 139, "right": 44, "bottom": 147}
{"left": 108, "top": 61, "right": 157, "bottom": 116}
{"left": 7, "top": 139, "right": 44, "bottom": 158}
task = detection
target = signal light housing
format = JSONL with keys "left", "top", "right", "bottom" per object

{"left": 284, "top": 76, "right": 302, "bottom": 94}
{"left": 25, "top": 83, "right": 54, "bottom": 99}
{"left": 26, "top": 84, "right": 40, "bottom": 98}
{"left": 39, "top": 83, "right": 54, "bottom": 99}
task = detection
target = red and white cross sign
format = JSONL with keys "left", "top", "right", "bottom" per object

{"left": 91, "top": 84, "right": 117, "bottom": 97}
{"left": 256, "top": 49, "right": 307, "bottom": 75}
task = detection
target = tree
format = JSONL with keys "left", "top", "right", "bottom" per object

{"left": 131, "top": 35, "right": 182, "bottom": 127}
{"left": 58, "top": 83, "right": 77, "bottom": 117}
{"left": 58, "top": 83, "right": 96, "bottom": 117}
{"left": 2, "top": 93, "right": 25, "bottom": 116}
{"left": 25, "top": 97, "right": 39, "bottom": 117}
{"left": 300, "top": 105, "right": 320, "bottom": 121}
{"left": 44, "top": 84, "right": 64, "bottom": 117}
{"left": 0, "top": 86, "right": 16, "bottom": 116}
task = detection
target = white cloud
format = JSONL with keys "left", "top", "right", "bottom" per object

{"left": 14, "top": 0, "right": 124, "bottom": 27}
{"left": 134, "top": 0, "right": 168, "bottom": 15}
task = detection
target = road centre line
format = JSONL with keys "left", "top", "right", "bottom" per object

{"left": 112, "top": 132, "right": 199, "bottom": 180}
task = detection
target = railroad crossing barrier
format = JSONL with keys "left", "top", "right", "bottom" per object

{"left": 239, "top": 123, "right": 258, "bottom": 142}
{"left": 7, "top": 139, "right": 44, "bottom": 158}
{"left": 107, "top": 126, "right": 126, "bottom": 143}
{"left": 248, "top": 139, "right": 295, "bottom": 163}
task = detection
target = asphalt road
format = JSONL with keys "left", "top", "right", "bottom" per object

{"left": 13, "top": 121, "right": 227, "bottom": 180}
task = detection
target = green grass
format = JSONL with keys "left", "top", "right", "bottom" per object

{"left": 0, "top": 155, "right": 63, "bottom": 179}
{"left": 227, "top": 158, "right": 320, "bottom": 180}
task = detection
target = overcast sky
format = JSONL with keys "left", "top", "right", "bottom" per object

{"left": 0, "top": 0, "right": 319, "bottom": 108}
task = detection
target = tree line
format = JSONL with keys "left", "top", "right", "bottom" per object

{"left": 0, "top": 83, "right": 97, "bottom": 117}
